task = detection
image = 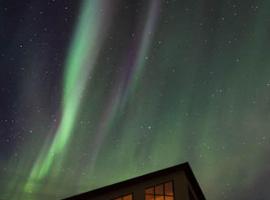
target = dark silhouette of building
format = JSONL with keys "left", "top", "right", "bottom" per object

{"left": 64, "top": 162, "right": 205, "bottom": 200}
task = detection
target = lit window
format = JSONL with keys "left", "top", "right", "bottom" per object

{"left": 113, "top": 194, "right": 133, "bottom": 200}
{"left": 145, "top": 181, "right": 174, "bottom": 200}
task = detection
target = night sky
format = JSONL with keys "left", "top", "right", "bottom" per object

{"left": 1, "top": 0, "right": 270, "bottom": 199}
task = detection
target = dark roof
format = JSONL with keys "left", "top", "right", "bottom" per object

{"left": 64, "top": 162, "right": 206, "bottom": 200}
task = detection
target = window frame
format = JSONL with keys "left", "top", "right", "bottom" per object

{"left": 144, "top": 180, "right": 175, "bottom": 200}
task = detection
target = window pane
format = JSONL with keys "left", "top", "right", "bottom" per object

{"left": 165, "top": 182, "right": 173, "bottom": 195}
{"left": 165, "top": 197, "right": 174, "bottom": 200}
{"left": 155, "top": 184, "right": 164, "bottom": 195}
{"left": 145, "top": 187, "right": 154, "bottom": 194}
{"left": 155, "top": 195, "right": 164, "bottom": 200}
{"left": 145, "top": 194, "right": 154, "bottom": 200}
{"left": 123, "top": 194, "right": 132, "bottom": 200}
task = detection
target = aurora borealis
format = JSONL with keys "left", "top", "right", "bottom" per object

{"left": 1, "top": 0, "right": 270, "bottom": 199}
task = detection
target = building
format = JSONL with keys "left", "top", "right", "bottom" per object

{"left": 64, "top": 162, "right": 206, "bottom": 200}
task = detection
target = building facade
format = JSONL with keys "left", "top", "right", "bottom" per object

{"left": 64, "top": 162, "right": 205, "bottom": 200}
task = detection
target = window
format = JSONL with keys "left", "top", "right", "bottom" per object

{"left": 113, "top": 193, "right": 133, "bottom": 200}
{"left": 145, "top": 181, "right": 174, "bottom": 200}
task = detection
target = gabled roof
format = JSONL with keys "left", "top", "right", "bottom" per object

{"left": 64, "top": 162, "right": 206, "bottom": 200}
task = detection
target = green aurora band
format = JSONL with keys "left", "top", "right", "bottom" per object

{"left": 2, "top": 0, "right": 270, "bottom": 199}
{"left": 23, "top": 0, "right": 109, "bottom": 197}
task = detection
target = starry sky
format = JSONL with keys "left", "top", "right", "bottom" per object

{"left": 1, "top": 0, "right": 270, "bottom": 199}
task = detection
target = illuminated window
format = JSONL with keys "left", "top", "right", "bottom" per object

{"left": 113, "top": 194, "right": 133, "bottom": 200}
{"left": 145, "top": 181, "right": 174, "bottom": 200}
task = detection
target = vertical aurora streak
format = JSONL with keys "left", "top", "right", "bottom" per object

{"left": 23, "top": 0, "right": 111, "bottom": 196}
{"left": 82, "top": 0, "right": 161, "bottom": 174}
